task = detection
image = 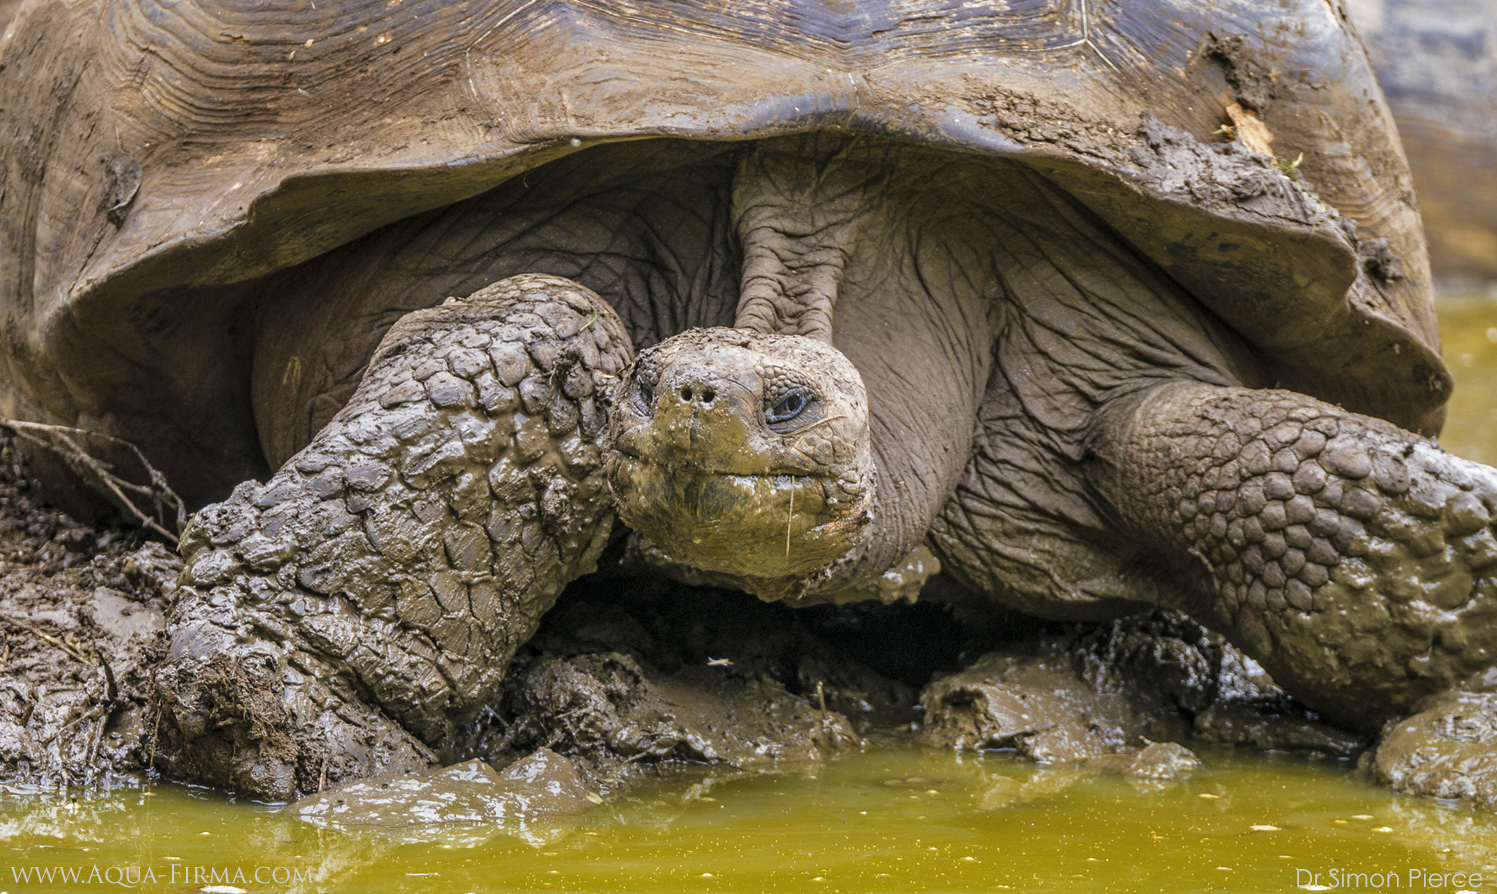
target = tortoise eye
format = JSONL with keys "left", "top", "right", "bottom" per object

{"left": 632, "top": 374, "right": 655, "bottom": 415}
{"left": 770, "top": 391, "right": 806, "bottom": 420}
{"left": 766, "top": 388, "right": 816, "bottom": 428}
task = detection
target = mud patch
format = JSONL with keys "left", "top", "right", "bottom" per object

{"left": 0, "top": 432, "right": 179, "bottom": 789}
{"left": 1083, "top": 742, "right": 1201, "bottom": 781}
{"left": 292, "top": 749, "right": 599, "bottom": 829}
{"left": 456, "top": 575, "right": 966, "bottom": 789}
{"left": 919, "top": 609, "right": 1364, "bottom": 770}
{"left": 1197, "top": 32, "right": 1283, "bottom": 113}
{"left": 917, "top": 644, "right": 1185, "bottom": 762}
{"left": 1362, "top": 690, "right": 1497, "bottom": 811}
{"left": 1076, "top": 610, "right": 1366, "bottom": 757}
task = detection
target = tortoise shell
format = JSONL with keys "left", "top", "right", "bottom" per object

{"left": 0, "top": 0, "right": 1445, "bottom": 506}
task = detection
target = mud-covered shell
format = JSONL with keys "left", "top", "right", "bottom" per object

{"left": 0, "top": 0, "right": 1447, "bottom": 505}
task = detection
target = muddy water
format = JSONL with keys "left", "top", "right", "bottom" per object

{"left": 1, "top": 749, "right": 1495, "bottom": 893}
{"left": 5, "top": 302, "right": 1497, "bottom": 893}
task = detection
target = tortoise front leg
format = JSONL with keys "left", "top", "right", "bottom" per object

{"left": 152, "top": 274, "right": 632, "bottom": 800}
{"left": 1087, "top": 381, "right": 1497, "bottom": 732}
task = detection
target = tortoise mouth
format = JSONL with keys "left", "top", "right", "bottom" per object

{"left": 610, "top": 445, "right": 821, "bottom": 477}
{"left": 608, "top": 454, "right": 872, "bottom": 580}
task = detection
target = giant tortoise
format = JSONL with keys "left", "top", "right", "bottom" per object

{"left": 3, "top": 0, "right": 1496, "bottom": 801}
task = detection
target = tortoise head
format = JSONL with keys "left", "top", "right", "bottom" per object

{"left": 607, "top": 327, "right": 875, "bottom": 582}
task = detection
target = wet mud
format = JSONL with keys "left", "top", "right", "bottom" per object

{"left": 0, "top": 434, "right": 177, "bottom": 789}
{"left": 463, "top": 575, "right": 944, "bottom": 790}
{"left": 291, "top": 749, "right": 601, "bottom": 829}
{"left": 1362, "top": 690, "right": 1497, "bottom": 811}
{"left": 917, "top": 610, "right": 1365, "bottom": 769}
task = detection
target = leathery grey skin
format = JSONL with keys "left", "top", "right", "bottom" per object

{"left": 613, "top": 319, "right": 1497, "bottom": 737}
{"left": 154, "top": 275, "right": 632, "bottom": 801}
{"left": 597, "top": 136, "right": 1497, "bottom": 743}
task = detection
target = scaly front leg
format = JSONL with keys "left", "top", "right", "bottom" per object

{"left": 153, "top": 274, "right": 632, "bottom": 800}
{"left": 1087, "top": 381, "right": 1497, "bottom": 733}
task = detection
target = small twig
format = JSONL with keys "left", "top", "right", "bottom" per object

{"left": 0, "top": 613, "right": 91, "bottom": 661}
{"left": 85, "top": 713, "right": 107, "bottom": 783}
{"left": 786, "top": 475, "right": 795, "bottom": 557}
{"left": 97, "top": 651, "right": 118, "bottom": 704}
{"left": 0, "top": 416, "right": 185, "bottom": 544}
{"left": 44, "top": 704, "right": 104, "bottom": 746}
{"left": 146, "top": 706, "right": 161, "bottom": 783}
{"left": 87, "top": 655, "right": 117, "bottom": 785}
{"left": 785, "top": 414, "right": 848, "bottom": 436}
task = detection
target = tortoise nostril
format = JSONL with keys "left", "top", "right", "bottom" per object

{"left": 677, "top": 384, "right": 716, "bottom": 405}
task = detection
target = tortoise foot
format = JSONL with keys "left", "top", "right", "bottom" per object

{"left": 153, "top": 590, "right": 434, "bottom": 802}
{"left": 153, "top": 274, "right": 632, "bottom": 799}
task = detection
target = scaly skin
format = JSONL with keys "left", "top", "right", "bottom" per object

{"left": 153, "top": 274, "right": 632, "bottom": 800}
{"left": 1089, "top": 382, "right": 1497, "bottom": 731}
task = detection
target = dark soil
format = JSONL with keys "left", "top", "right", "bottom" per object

{"left": 0, "top": 428, "right": 979, "bottom": 796}
{"left": 467, "top": 575, "right": 977, "bottom": 792}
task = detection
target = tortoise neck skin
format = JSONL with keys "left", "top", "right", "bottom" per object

{"left": 608, "top": 134, "right": 997, "bottom": 598}
{"left": 731, "top": 134, "right": 878, "bottom": 342}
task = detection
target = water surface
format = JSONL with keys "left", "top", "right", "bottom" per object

{"left": 1, "top": 749, "right": 1494, "bottom": 894}
{"left": 1433, "top": 295, "right": 1497, "bottom": 465}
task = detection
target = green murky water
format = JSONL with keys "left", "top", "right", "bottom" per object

{"left": 4, "top": 300, "right": 1497, "bottom": 894}
{"left": 2, "top": 750, "right": 1495, "bottom": 894}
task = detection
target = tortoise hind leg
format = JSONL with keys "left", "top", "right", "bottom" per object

{"left": 153, "top": 274, "right": 632, "bottom": 800}
{"left": 1086, "top": 380, "right": 1497, "bottom": 732}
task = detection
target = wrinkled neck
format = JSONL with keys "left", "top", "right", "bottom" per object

{"left": 728, "top": 134, "right": 997, "bottom": 593}
{"left": 731, "top": 134, "right": 880, "bottom": 342}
